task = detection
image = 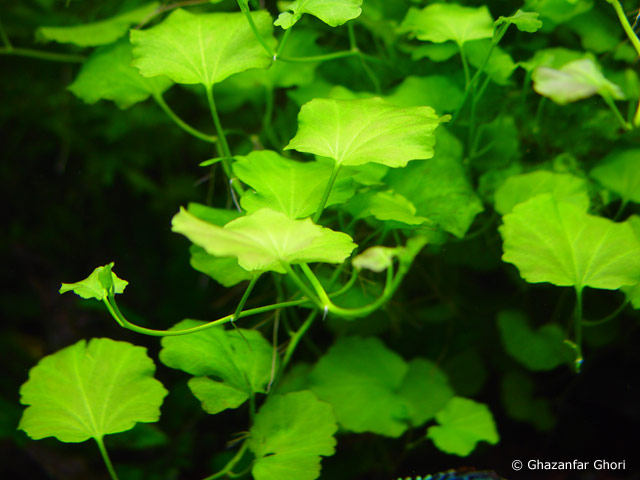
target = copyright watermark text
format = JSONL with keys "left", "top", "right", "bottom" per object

{"left": 512, "top": 459, "right": 626, "bottom": 472}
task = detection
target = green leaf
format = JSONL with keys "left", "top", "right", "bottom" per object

{"left": 532, "top": 58, "right": 624, "bottom": 105}
{"left": 352, "top": 246, "right": 398, "bottom": 272}
{"left": 411, "top": 42, "right": 459, "bottom": 62}
{"left": 233, "top": 150, "right": 355, "bottom": 218}
{"left": 400, "top": 3, "right": 494, "bottom": 47}
{"left": 386, "top": 127, "right": 484, "bottom": 238}
{"left": 426, "top": 397, "right": 499, "bottom": 456}
{"left": 465, "top": 40, "right": 516, "bottom": 86}
{"left": 523, "top": 0, "right": 593, "bottom": 26}
{"left": 248, "top": 391, "right": 338, "bottom": 480}
{"left": 591, "top": 149, "right": 640, "bottom": 205}
{"left": 346, "top": 190, "right": 432, "bottom": 227}
{"left": 69, "top": 39, "right": 173, "bottom": 109}
{"left": 497, "top": 310, "right": 570, "bottom": 370}
{"left": 37, "top": 3, "right": 158, "bottom": 47}
{"left": 494, "top": 170, "right": 590, "bottom": 215}
{"left": 172, "top": 207, "right": 356, "bottom": 274}
{"left": 59, "top": 263, "right": 128, "bottom": 301}
{"left": 130, "top": 9, "right": 275, "bottom": 86}
{"left": 286, "top": 97, "right": 445, "bottom": 168}
{"left": 275, "top": 0, "right": 363, "bottom": 29}
{"left": 309, "top": 337, "right": 409, "bottom": 437}
{"left": 159, "top": 320, "right": 274, "bottom": 414}
{"left": 189, "top": 246, "right": 253, "bottom": 287}
{"left": 495, "top": 10, "right": 542, "bottom": 33}
{"left": 501, "top": 371, "right": 555, "bottom": 431}
{"left": 385, "top": 75, "right": 463, "bottom": 113}
{"left": 500, "top": 194, "right": 640, "bottom": 290}
{"left": 567, "top": 9, "right": 620, "bottom": 54}
{"left": 19, "top": 338, "right": 167, "bottom": 442}
{"left": 397, "top": 358, "right": 454, "bottom": 427}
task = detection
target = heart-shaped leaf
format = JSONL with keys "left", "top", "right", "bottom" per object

{"left": 130, "top": 9, "right": 275, "bottom": 86}
{"left": 19, "top": 338, "right": 167, "bottom": 443}
{"left": 286, "top": 97, "right": 445, "bottom": 168}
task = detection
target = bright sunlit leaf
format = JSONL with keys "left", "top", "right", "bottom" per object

{"left": 159, "top": 320, "right": 273, "bottom": 414}
{"left": 590, "top": 149, "right": 640, "bottom": 205}
{"left": 233, "top": 150, "right": 354, "bottom": 218}
{"left": 130, "top": 9, "right": 274, "bottom": 86}
{"left": 19, "top": 338, "right": 167, "bottom": 442}
{"left": 37, "top": 3, "right": 158, "bottom": 47}
{"left": 500, "top": 194, "right": 640, "bottom": 291}
{"left": 249, "top": 391, "right": 337, "bottom": 480}
{"left": 426, "top": 397, "right": 499, "bottom": 456}
{"left": 275, "top": 0, "right": 363, "bottom": 29}
{"left": 69, "top": 39, "right": 172, "bottom": 109}
{"left": 495, "top": 10, "right": 542, "bottom": 33}
{"left": 172, "top": 207, "right": 356, "bottom": 273}
{"left": 59, "top": 263, "right": 128, "bottom": 301}
{"left": 285, "top": 97, "right": 445, "bottom": 168}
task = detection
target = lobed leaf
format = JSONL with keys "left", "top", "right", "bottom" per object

{"left": 37, "top": 3, "right": 158, "bottom": 47}
{"left": 426, "top": 397, "right": 499, "bottom": 456}
{"left": 130, "top": 9, "right": 274, "bottom": 86}
{"left": 249, "top": 391, "right": 337, "bottom": 480}
{"left": 495, "top": 10, "right": 542, "bottom": 33}
{"left": 500, "top": 194, "right": 640, "bottom": 291}
{"left": 275, "top": 0, "right": 363, "bottom": 29}
{"left": 69, "top": 39, "right": 173, "bottom": 109}
{"left": 19, "top": 338, "right": 167, "bottom": 443}
{"left": 159, "top": 320, "right": 274, "bottom": 414}
{"left": 172, "top": 207, "right": 356, "bottom": 274}
{"left": 286, "top": 97, "right": 444, "bottom": 168}
{"left": 59, "top": 263, "right": 128, "bottom": 301}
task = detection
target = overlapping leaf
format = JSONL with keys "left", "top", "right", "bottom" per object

{"left": 286, "top": 97, "right": 444, "bottom": 168}
{"left": 19, "top": 338, "right": 167, "bottom": 443}
{"left": 500, "top": 194, "right": 640, "bottom": 290}
{"left": 426, "top": 397, "right": 499, "bottom": 456}
{"left": 591, "top": 149, "right": 640, "bottom": 205}
{"left": 59, "top": 263, "right": 128, "bottom": 301}
{"left": 275, "top": 0, "right": 363, "bottom": 29}
{"left": 69, "top": 39, "right": 173, "bottom": 109}
{"left": 130, "top": 9, "right": 274, "bottom": 86}
{"left": 160, "top": 320, "right": 273, "bottom": 414}
{"left": 346, "top": 190, "right": 432, "bottom": 227}
{"left": 172, "top": 207, "right": 356, "bottom": 273}
{"left": 495, "top": 10, "right": 542, "bottom": 33}
{"left": 497, "top": 310, "right": 570, "bottom": 370}
{"left": 385, "top": 76, "right": 463, "bottom": 113}
{"left": 37, "top": 3, "right": 158, "bottom": 47}
{"left": 233, "top": 151, "right": 354, "bottom": 218}
{"left": 248, "top": 391, "right": 337, "bottom": 480}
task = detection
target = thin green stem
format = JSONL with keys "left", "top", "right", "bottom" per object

{"left": 275, "top": 26, "right": 293, "bottom": 58}
{"left": 202, "top": 441, "right": 249, "bottom": 480}
{"left": 573, "top": 287, "right": 584, "bottom": 372}
{"left": 601, "top": 94, "right": 632, "bottom": 131}
{"left": 102, "top": 295, "right": 311, "bottom": 336}
{"left": 313, "top": 163, "right": 341, "bottom": 223}
{"left": 0, "top": 17, "right": 12, "bottom": 49}
{"left": 281, "top": 263, "right": 323, "bottom": 308}
{"left": 460, "top": 46, "right": 471, "bottom": 90}
{"left": 238, "top": 0, "right": 274, "bottom": 58}
{"left": 153, "top": 94, "right": 217, "bottom": 143}
{"left": 278, "top": 50, "right": 360, "bottom": 63}
{"left": 282, "top": 311, "right": 317, "bottom": 369}
{"left": 232, "top": 275, "right": 261, "bottom": 323}
{"left": 345, "top": 23, "right": 382, "bottom": 93}
{"left": 95, "top": 437, "right": 120, "bottom": 480}
{"left": 634, "top": 99, "right": 640, "bottom": 128}
{"left": 607, "top": 0, "right": 640, "bottom": 57}
{"left": 613, "top": 198, "right": 629, "bottom": 220}
{"left": 583, "top": 299, "right": 630, "bottom": 327}
{"left": 0, "top": 47, "right": 85, "bottom": 62}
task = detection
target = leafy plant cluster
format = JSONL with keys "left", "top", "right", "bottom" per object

{"left": 4, "top": 0, "right": 640, "bottom": 479}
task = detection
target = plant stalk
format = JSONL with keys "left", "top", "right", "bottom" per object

{"left": 95, "top": 437, "right": 120, "bottom": 480}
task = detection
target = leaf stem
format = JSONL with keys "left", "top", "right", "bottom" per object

{"left": 95, "top": 437, "right": 120, "bottom": 480}
{"left": 232, "top": 274, "right": 260, "bottom": 324}
{"left": 607, "top": 0, "right": 640, "bottom": 57}
{"left": 0, "top": 16, "right": 12, "bottom": 49}
{"left": 572, "top": 287, "right": 584, "bottom": 372}
{"left": 153, "top": 94, "right": 218, "bottom": 143}
{"left": 313, "top": 163, "right": 341, "bottom": 223}
{"left": 202, "top": 441, "right": 249, "bottom": 480}
{"left": 237, "top": 0, "right": 274, "bottom": 58}
{"left": 601, "top": 94, "right": 632, "bottom": 131}
{"left": 582, "top": 298, "right": 630, "bottom": 327}
{"left": 275, "top": 26, "right": 292, "bottom": 59}
{"left": 281, "top": 263, "right": 323, "bottom": 308}
{"left": 0, "top": 46, "right": 85, "bottom": 63}
{"left": 278, "top": 50, "right": 384, "bottom": 64}
{"left": 282, "top": 311, "right": 317, "bottom": 369}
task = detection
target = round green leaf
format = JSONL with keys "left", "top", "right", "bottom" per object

{"left": 19, "top": 338, "right": 167, "bottom": 443}
{"left": 500, "top": 194, "right": 640, "bottom": 291}
{"left": 248, "top": 391, "right": 337, "bottom": 480}
{"left": 130, "top": 9, "right": 275, "bottom": 86}
{"left": 285, "top": 97, "right": 445, "bottom": 168}
{"left": 591, "top": 149, "right": 640, "bottom": 205}
{"left": 426, "top": 397, "right": 499, "bottom": 456}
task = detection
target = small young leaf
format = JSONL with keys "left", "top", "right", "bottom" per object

{"left": 286, "top": 97, "right": 445, "bottom": 168}
{"left": 497, "top": 310, "right": 570, "bottom": 370}
{"left": 59, "top": 263, "right": 128, "bottom": 301}
{"left": 172, "top": 207, "right": 356, "bottom": 274}
{"left": 69, "top": 39, "right": 173, "bottom": 109}
{"left": 400, "top": 3, "right": 494, "bottom": 47}
{"left": 248, "top": 391, "right": 338, "bottom": 480}
{"left": 159, "top": 320, "right": 274, "bottom": 414}
{"left": 591, "top": 149, "right": 640, "bottom": 205}
{"left": 274, "top": 0, "right": 363, "bottom": 29}
{"left": 19, "top": 338, "right": 167, "bottom": 443}
{"left": 426, "top": 397, "right": 499, "bottom": 456}
{"left": 495, "top": 10, "right": 542, "bottom": 33}
{"left": 494, "top": 170, "right": 590, "bottom": 215}
{"left": 500, "top": 194, "right": 640, "bottom": 290}
{"left": 352, "top": 246, "right": 398, "bottom": 272}
{"left": 37, "top": 3, "right": 158, "bottom": 47}
{"left": 309, "top": 337, "right": 409, "bottom": 437}
{"left": 233, "top": 150, "right": 354, "bottom": 218}
{"left": 130, "top": 9, "right": 275, "bottom": 86}
{"left": 532, "top": 58, "right": 625, "bottom": 105}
